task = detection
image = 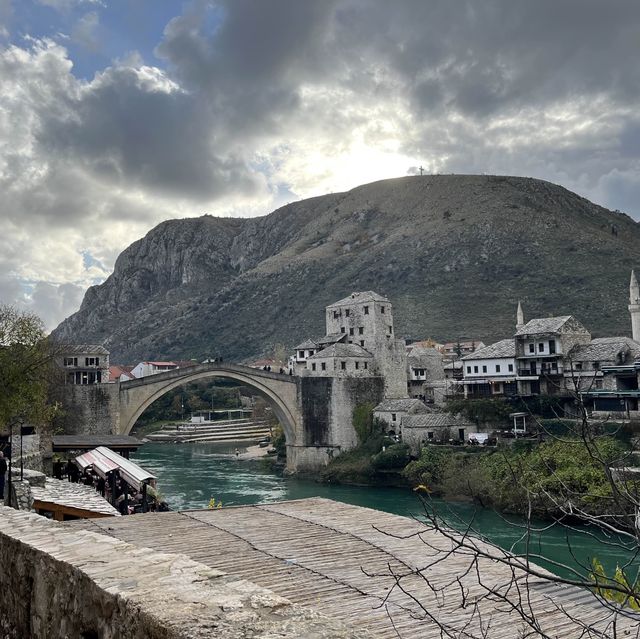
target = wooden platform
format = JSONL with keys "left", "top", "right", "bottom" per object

{"left": 67, "top": 498, "right": 640, "bottom": 638}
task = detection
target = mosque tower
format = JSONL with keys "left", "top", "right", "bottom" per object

{"left": 629, "top": 271, "right": 640, "bottom": 341}
{"left": 516, "top": 301, "right": 525, "bottom": 332}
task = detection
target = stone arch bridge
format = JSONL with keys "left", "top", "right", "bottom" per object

{"left": 66, "top": 362, "right": 384, "bottom": 472}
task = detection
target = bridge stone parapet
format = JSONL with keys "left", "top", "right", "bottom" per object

{"left": 0, "top": 506, "right": 361, "bottom": 639}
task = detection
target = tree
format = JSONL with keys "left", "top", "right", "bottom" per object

{"left": 0, "top": 305, "right": 58, "bottom": 434}
{"left": 376, "top": 385, "right": 640, "bottom": 637}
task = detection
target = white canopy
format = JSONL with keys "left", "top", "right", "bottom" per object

{"left": 74, "top": 446, "right": 156, "bottom": 490}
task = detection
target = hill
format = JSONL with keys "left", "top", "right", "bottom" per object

{"left": 52, "top": 175, "right": 640, "bottom": 363}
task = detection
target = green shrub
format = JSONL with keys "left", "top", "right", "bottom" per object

{"left": 371, "top": 443, "right": 411, "bottom": 470}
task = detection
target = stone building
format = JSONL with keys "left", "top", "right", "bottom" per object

{"left": 401, "top": 412, "right": 475, "bottom": 454}
{"left": 306, "top": 344, "right": 374, "bottom": 377}
{"left": 406, "top": 345, "right": 444, "bottom": 398}
{"left": 567, "top": 337, "right": 640, "bottom": 416}
{"left": 373, "top": 398, "right": 430, "bottom": 434}
{"left": 514, "top": 315, "right": 591, "bottom": 396}
{"left": 58, "top": 345, "right": 110, "bottom": 385}
{"left": 296, "top": 291, "right": 408, "bottom": 399}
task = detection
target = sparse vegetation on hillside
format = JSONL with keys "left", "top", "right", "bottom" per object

{"left": 52, "top": 175, "right": 640, "bottom": 363}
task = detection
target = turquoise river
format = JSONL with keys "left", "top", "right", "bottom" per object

{"left": 132, "top": 441, "right": 637, "bottom": 580}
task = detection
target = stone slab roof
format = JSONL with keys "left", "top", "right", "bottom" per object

{"left": 62, "top": 498, "right": 638, "bottom": 637}
{"left": 569, "top": 337, "right": 640, "bottom": 363}
{"left": 514, "top": 316, "right": 574, "bottom": 336}
{"left": 403, "top": 412, "right": 474, "bottom": 430}
{"left": 328, "top": 291, "right": 390, "bottom": 307}
{"left": 374, "top": 398, "right": 430, "bottom": 413}
{"left": 295, "top": 338, "right": 319, "bottom": 350}
{"left": 58, "top": 344, "right": 110, "bottom": 355}
{"left": 30, "top": 478, "right": 120, "bottom": 517}
{"left": 462, "top": 338, "right": 515, "bottom": 360}
{"left": 317, "top": 332, "right": 347, "bottom": 345}
{"left": 309, "top": 343, "right": 373, "bottom": 359}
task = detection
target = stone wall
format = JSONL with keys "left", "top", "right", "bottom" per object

{"left": 56, "top": 383, "right": 120, "bottom": 435}
{"left": 0, "top": 506, "right": 363, "bottom": 639}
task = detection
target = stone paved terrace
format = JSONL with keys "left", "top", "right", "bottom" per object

{"left": 67, "top": 497, "right": 640, "bottom": 638}
{"left": 0, "top": 504, "right": 363, "bottom": 639}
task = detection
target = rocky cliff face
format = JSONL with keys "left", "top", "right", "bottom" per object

{"left": 53, "top": 175, "right": 640, "bottom": 363}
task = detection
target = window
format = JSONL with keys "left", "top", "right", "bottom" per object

{"left": 358, "top": 327, "right": 364, "bottom": 335}
{"left": 345, "top": 309, "right": 350, "bottom": 317}
{"left": 63, "top": 357, "right": 78, "bottom": 367}
{"left": 549, "top": 340, "right": 556, "bottom": 354}
{"left": 466, "top": 366, "right": 471, "bottom": 374}
{"left": 595, "top": 379, "right": 603, "bottom": 389}
{"left": 341, "top": 327, "right": 345, "bottom": 333}
{"left": 349, "top": 327, "right": 354, "bottom": 335}
{"left": 458, "top": 428, "right": 465, "bottom": 441}
{"left": 364, "top": 306, "right": 369, "bottom": 314}
{"left": 298, "top": 350, "right": 304, "bottom": 358}
{"left": 508, "top": 364, "right": 514, "bottom": 372}
{"left": 311, "top": 363, "right": 316, "bottom": 371}
{"left": 538, "top": 343, "right": 544, "bottom": 352}
{"left": 551, "top": 362, "right": 557, "bottom": 370}
{"left": 364, "top": 362, "right": 368, "bottom": 369}
{"left": 321, "top": 362, "right": 326, "bottom": 371}
{"left": 427, "top": 431, "right": 434, "bottom": 440}
{"left": 355, "top": 361, "right": 359, "bottom": 369}
{"left": 360, "top": 340, "right": 365, "bottom": 347}
{"left": 482, "top": 365, "right": 487, "bottom": 373}
{"left": 388, "top": 326, "right": 393, "bottom": 334}
{"left": 381, "top": 306, "right": 385, "bottom": 314}
{"left": 574, "top": 362, "right": 582, "bottom": 371}
{"left": 309, "top": 350, "right": 314, "bottom": 356}
{"left": 333, "top": 311, "right": 340, "bottom": 318}
{"left": 529, "top": 343, "right": 535, "bottom": 353}
{"left": 496, "top": 364, "right": 501, "bottom": 373}
{"left": 391, "top": 413, "right": 397, "bottom": 422}
{"left": 593, "top": 361, "right": 600, "bottom": 370}
{"left": 473, "top": 366, "right": 479, "bottom": 373}
{"left": 340, "top": 361, "right": 346, "bottom": 370}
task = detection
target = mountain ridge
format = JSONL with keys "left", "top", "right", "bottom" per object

{"left": 53, "top": 175, "right": 640, "bottom": 363}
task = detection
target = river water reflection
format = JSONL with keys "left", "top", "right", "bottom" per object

{"left": 132, "top": 441, "right": 634, "bottom": 579}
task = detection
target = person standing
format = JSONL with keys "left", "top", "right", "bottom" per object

{"left": 0, "top": 451, "right": 7, "bottom": 501}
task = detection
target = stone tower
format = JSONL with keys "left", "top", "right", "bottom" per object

{"left": 516, "top": 301, "right": 525, "bottom": 332}
{"left": 630, "top": 271, "right": 640, "bottom": 341}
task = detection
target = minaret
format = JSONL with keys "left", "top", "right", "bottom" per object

{"left": 516, "top": 301, "right": 525, "bottom": 331}
{"left": 630, "top": 271, "right": 640, "bottom": 341}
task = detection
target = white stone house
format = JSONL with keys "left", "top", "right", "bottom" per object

{"left": 373, "top": 398, "right": 430, "bottom": 434}
{"left": 460, "top": 339, "right": 517, "bottom": 398}
{"left": 514, "top": 315, "right": 591, "bottom": 396}
{"left": 58, "top": 345, "right": 110, "bottom": 385}
{"left": 130, "top": 361, "right": 180, "bottom": 378}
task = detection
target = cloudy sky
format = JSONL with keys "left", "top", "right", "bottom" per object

{"left": 1, "top": 0, "right": 639, "bottom": 330}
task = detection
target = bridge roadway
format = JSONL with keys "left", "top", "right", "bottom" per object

{"left": 117, "top": 362, "right": 301, "bottom": 443}
{"left": 68, "top": 497, "right": 631, "bottom": 638}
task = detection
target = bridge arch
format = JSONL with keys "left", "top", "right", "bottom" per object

{"left": 118, "top": 364, "right": 301, "bottom": 446}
